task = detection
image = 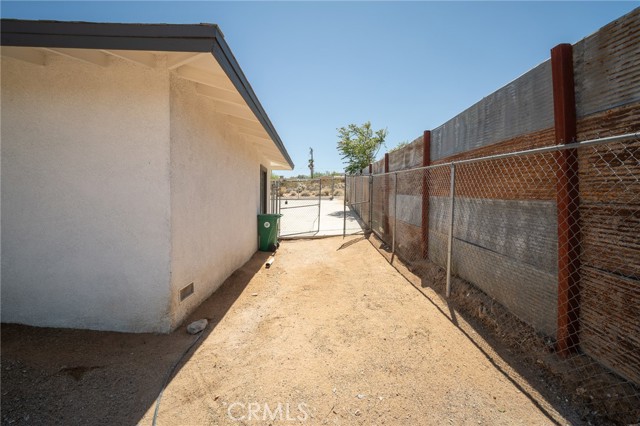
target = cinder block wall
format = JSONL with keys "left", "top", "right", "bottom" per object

{"left": 430, "top": 59, "right": 558, "bottom": 336}
{"left": 388, "top": 137, "right": 425, "bottom": 260}
{"left": 362, "top": 7, "right": 639, "bottom": 385}
{"left": 572, "top": 8, "right": 640, "bottom": 385}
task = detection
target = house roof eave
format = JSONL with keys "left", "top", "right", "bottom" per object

{"left": 0, "top": 19, "right": 294, "bottom": 169}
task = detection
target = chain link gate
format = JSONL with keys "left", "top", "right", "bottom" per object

{"left": 272, "top": 176, "right": 363, "bottom": 238}
{"left": 275, "top": 178, "right": 321, "bottom": 237}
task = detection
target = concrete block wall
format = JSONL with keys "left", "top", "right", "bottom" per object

{"left": 431, "top": 60, "right": 555, "bottom": 162}
{"left": 388, "top": 135, "right": 424, "bottom": 171}
{"left": 363, "top": 7, "right": 640, "bottom": 385}
{"left": 571, "top": 8, "right": 640, "bottom": 385}
{"left": 371, "top": 174, "right": 391, "bottom": 242}
{"left": 427, "top": 55, "right": 559, "bottom": 338}
{"left": 388, "top": 136, "right": 425, "bottom": 259}
{"left": 399, "top": 61, "right": 558, "bottom": 337}
{"left": 367, "top": 157, "right": 387, "bottom": 238}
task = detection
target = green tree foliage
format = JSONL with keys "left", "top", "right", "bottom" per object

{"left": 336, "top": 122, "right": 388, "bottom": 174}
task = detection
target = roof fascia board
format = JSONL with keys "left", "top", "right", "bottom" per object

{"left": 1, "top": 33, "right": 214, "bottom": 53}
{"left": 1, "top": 19, "right": 221, "bottom": 41}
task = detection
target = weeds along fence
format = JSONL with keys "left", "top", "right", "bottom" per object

{"left": 346, "top": 133, "right": 640, "bottom": 423}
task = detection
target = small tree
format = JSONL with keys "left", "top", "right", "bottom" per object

{"left": 337, "top": 122, "right": 388, "bottom": 174}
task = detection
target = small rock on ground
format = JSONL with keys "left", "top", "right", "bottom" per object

{"left": 187, "top": 319, "right": 208, "bottom": 335}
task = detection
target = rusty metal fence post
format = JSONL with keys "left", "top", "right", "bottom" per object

{"left": 392, "top": 172, "right": 398, "bottom": 255}
{"left": 551, "top": 43, "right": 581, "bottom": 357}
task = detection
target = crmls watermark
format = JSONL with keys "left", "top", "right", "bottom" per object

{"left": 226, "top": 401, "right": 310, "bottom": 422}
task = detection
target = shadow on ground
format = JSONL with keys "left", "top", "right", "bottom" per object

{"left": 0, "top": 251, "right": 271, "bottom": 426}
{"left": 326, "top": 210, "right": 356, "bottom": 220}
{"left": 366, "top": 232, "right": 637, "bottom": 425}
{"left": 6, "top": 233, "right": 623, "bottom": 425}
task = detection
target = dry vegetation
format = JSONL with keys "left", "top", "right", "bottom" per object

{"left": 369, "top": 233, "right": 640, "bottom": 426}
{"left": 277, "top": 177, "right": 345, "bottom": 199}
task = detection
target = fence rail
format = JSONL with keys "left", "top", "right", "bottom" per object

{"left": 346, "top": 133, "right": 640, "bottom": 423}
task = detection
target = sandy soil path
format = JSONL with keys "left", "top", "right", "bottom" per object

{"left": 2, "top": 236, "right": 578, "bottom": 425}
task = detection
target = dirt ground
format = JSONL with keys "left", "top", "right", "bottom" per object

{"left": 1, "top": 236, "right": 582, "bottom": 425}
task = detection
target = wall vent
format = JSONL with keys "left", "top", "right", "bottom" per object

{"left": 179, "top": 282, "right": 194, "bottom": 301}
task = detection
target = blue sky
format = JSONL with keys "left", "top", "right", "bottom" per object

{"left": 3, "top": 1, "right": 638, "bottom": 176}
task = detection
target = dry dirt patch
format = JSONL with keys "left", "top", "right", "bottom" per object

{"left": 2, "top": 236, "right": 579, "bottom": 425}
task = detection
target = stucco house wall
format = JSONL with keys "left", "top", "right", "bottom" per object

{"left": 168, "top": 75, "right": 267, "bottom": 328}
{"left": 1, "top": 20, "right": 293, "bottom": 334}
{"left": 1, "top": 54, "right": 174, "bottom": 332}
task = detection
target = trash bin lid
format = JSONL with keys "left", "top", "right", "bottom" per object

{"left": 258, "top": 214, "right": 282, "bottom": 219}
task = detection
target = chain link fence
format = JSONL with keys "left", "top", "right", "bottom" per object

{"left": 273, "top": 176, "right": 364, "bottom": 237}
{"left": 345, "top": 174, "right": 371, "bottom": 234}
{"left": 347, "top": 133, "right": 640, "bottom": 424}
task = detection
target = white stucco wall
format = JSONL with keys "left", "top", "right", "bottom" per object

{"left": 168, "top": 75, "right": 267, "bottom": 328}
{"left": 1, "top": 53, "right": 173, "bottom": 332}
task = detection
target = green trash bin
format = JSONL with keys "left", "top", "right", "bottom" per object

{"left": 258, "top": 214, "right": 282, "bottom": 252}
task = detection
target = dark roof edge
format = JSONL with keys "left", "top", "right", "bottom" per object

{"left": 0, "top": 19, "right": 221, "bottom": 51}
{"left": 211, "top": 36, "right": 294, "bottom": 169}
{"left": 0, "top": 19, "right": 294, "bottom": 169}
{"left": 1, "top": 19, "right": 222, "bottom": 38}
